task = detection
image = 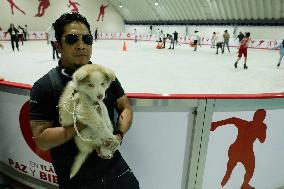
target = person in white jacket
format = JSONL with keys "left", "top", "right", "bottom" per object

{"left": 215, "top": 32, "right": 223, "bottom": 54}
{"left": 192, "top": 31, "right": 200, "bottom": 51}
{"left": 273, "top": 39, "right": 284, "bottom": 67}
{"left": 211, "top": 32, "right": 216, "bottom": 48}
{"left": 46, "top": 23, "right": 60, "bottom": 60}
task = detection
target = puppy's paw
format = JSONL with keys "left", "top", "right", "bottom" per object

{"left": 99, "top": 148, "right": 113, "bottom": 159}
{"left": 103, "top": 137, "right": 120, "bottom": 151}
{"left": 108, "top": 137, "right": 120, "bottom": 151}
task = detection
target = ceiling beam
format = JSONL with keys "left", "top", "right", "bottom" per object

{"left": 229, "top": 0, "right": 238, "bottom": 20}
{"left": 223, "top": 0, "right": 232, "bottom": 19}
{"left": 264, "top": 0, "right": 272, "bottom": 19}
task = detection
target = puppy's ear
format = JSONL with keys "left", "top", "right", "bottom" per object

{"left": 104, "top": 68, "right": 116, "bottom": 82}
{"left": 73, "top": 69, "right": 89, "bottom": 81}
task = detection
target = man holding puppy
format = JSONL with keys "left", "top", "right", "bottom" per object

{"left": 29, "top": 12, "right": 139, "bottom": 189}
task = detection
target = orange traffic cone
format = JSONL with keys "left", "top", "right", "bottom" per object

{"left": 122, "top": 41, "right": 127, "bottom": 51}
{"left": 156, "top": 43, "right": 161, "bottom": 49}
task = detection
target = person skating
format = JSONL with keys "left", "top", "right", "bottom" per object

{"left": 234, "top": 32, "right": 251, "bottom": 69}
{"left": 7, "top": 23, "right": 19, "bottom": 51}
{"left": 222, "top": 30, "right": 230, "bottom": 53}
{"left": 272, "top": 39, "right": 284, "bottom": 67}
{"left": 215, "top": 32, "right": 223, "bottom": 55}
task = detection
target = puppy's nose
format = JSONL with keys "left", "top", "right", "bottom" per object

{"left": 97, "top": 94, "right": 103, "bottom": 100}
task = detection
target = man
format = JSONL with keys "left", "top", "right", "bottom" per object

{"left": 23, "top": 25, "right": 28, "bottom": 41}
{"left": 173, "top": 31, "right": 178, "bottom": 45}
{"left": 234, "top": 32, "right": 251, "bottom": 69}
{"left": 46, "top": 23, "right": 60, "bottom": 60}
{"left": 133, "top": 29, "right": 137, "bottom": 43}
{"left": 94, "top": 27, "right": 98, "bottom": 41}
{"left": 222, "top": 30, "right": 230, "bottom": 53}
{"left": 29, "top": 13, "right": 139, "bottom": 189}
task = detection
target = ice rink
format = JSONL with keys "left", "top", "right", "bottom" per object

{"left": 0, "top": 40, "right": 283, "bottom": 94}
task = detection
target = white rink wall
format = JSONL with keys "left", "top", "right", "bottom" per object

{"left": 125, "top": 25, "right": 284, "bottom": 39}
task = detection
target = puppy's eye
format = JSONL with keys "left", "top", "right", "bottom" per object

{"left": 101, "top": 83, "right": 105, "bottom": 86}
{"left": 88, "top": 84, "right": 94, "bottom": 87}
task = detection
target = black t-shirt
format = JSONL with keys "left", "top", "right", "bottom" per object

{"left": 173, "top": 32, "right": 178, "bottom": 40}
{"left": 237, "top": 33, "right": 245, "bottom": 42}
{"left": 29, "top": 64, "right": 129, "bottom": 187}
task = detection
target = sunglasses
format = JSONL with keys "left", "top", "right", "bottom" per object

{"left": 63, "top": 34, "right": 93, "bottom": 45}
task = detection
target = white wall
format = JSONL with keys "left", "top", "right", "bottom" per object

{"left": 125, "top": 25, "right": 187, "bottom": 36}
{"left": 125, "top": 25, "right": 284, "bottom": 40}
{"left": 0, "top": 0, "right": 125, "bottom": 33}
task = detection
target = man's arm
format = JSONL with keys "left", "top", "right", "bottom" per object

{"left": 30, "top": 120, "right": 86, "bottom": 151}
{"left": 116, "top": 95, "right": 133, "bottom": 136}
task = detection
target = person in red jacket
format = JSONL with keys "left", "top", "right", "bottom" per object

{"left": 234, "top": 32, "right": 251, "bottom": 69}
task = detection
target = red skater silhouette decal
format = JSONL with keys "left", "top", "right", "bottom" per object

{"left": 256, "top": 40, "right": 265, "bottom": 47}
{"left": 96, "top": 4, "right": 109, "bottom": 22}
{"left": 210, "top": 109, "right": 267, "bottom": 189}
{"left": 35, "top": 0, "right": 50, "bottom": 17}
{"left": 6, "top": 0, "right": 26, "bottom": 15}
{"left": 67, "top": 0, "right": 80, "bottom": 13}
{"left": 32, "top": 32, "right": 42, "bottom": 39}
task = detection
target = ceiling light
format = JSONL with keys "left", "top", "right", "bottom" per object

{"left": 119, "top": 5, "right": 123, "bottom": 8}
{"left": 154, "top": 2, "right": 158, "bottom": 6}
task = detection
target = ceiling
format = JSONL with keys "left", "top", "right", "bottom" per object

{"left": 108, "top": 0, "right": 284, "bottom": 24}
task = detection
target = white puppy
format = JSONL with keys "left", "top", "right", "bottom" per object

{"left": 58, "top": 64, "right": 120, "bottom": 178}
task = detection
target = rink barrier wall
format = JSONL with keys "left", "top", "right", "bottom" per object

{"left": 0, "top": 31, "right": 282, "bottom": 50}
{"left": 1, "top": 81, "right": 284, "bottom": 189}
